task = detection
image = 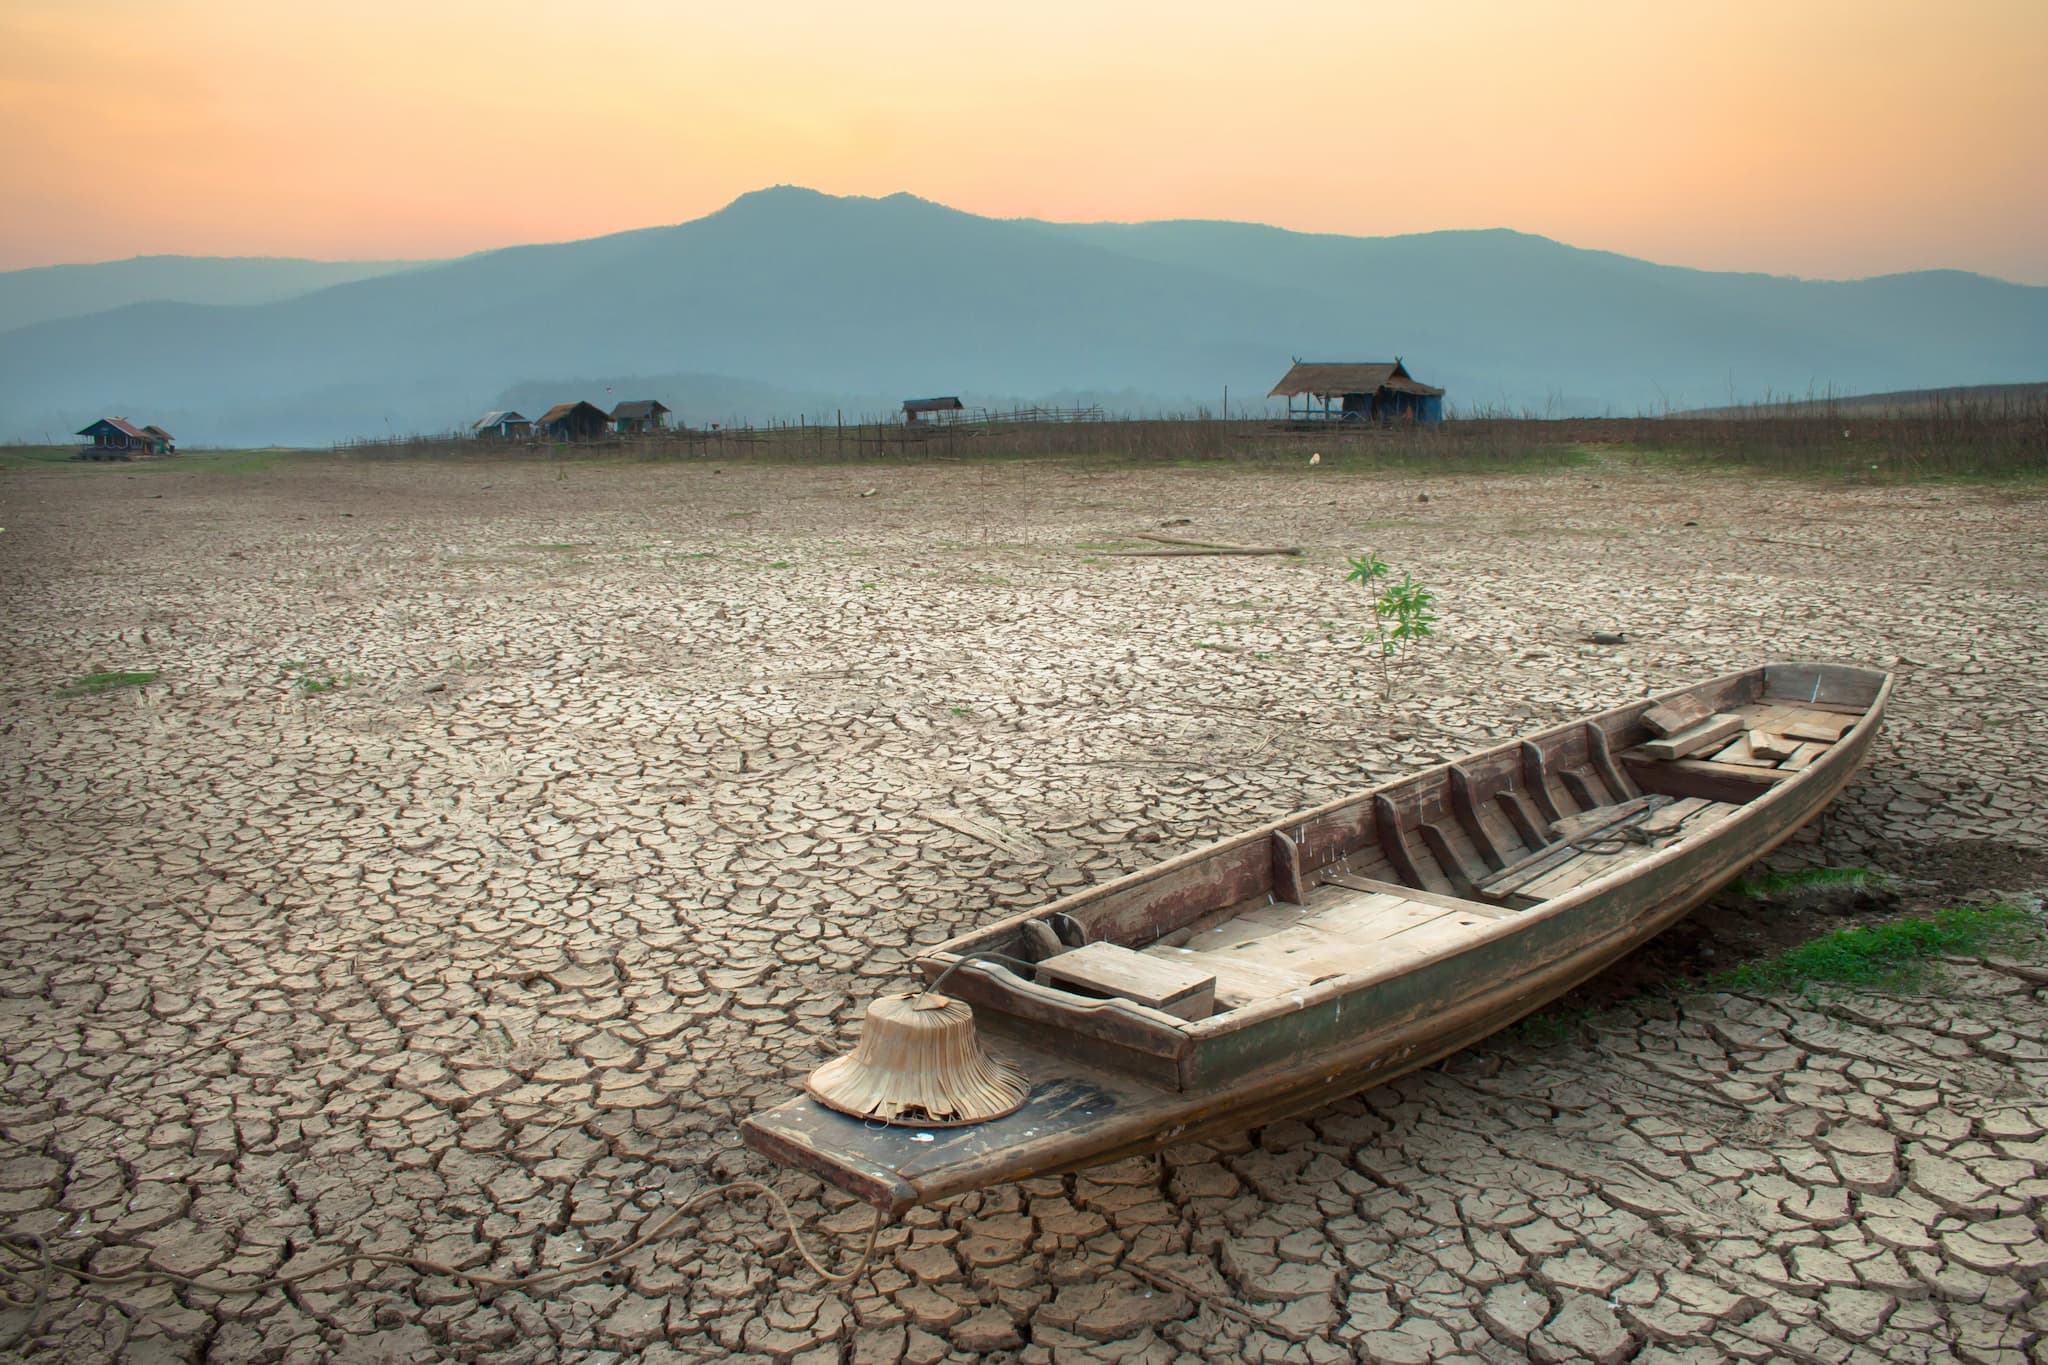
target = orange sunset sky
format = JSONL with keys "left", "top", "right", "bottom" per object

{"left": 3, "top": 0, "right": 2044, "bottom": 282}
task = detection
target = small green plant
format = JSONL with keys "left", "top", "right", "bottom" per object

{"left": 1718, "top": 905, "right": 2030, "bottom": 995}
{"left": 279, "top": 660, "right": 355, "bottom": 697}
{"left": 950, "top": 706, "right": 976, "bottom": 717}
{"left": 769, "top": 560, "right": 793, "bottom": 569}
{"left": 60, "top": 669, "right": 159, "bottom": 696}
{"left": 1345, "top": 551, "right": 1438, "bottom": 696}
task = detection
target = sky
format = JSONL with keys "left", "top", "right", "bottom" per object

{"left": 2, "top": 0, "right": 2044, "bottom": 283}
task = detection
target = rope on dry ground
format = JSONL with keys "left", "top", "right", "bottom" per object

{"left": 0, "top": 1180, "right": 884, "bottom": 1348}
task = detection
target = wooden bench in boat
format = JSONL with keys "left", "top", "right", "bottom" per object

{"left": 1036, "top": 942, "right": 1218, "bottom": 1020}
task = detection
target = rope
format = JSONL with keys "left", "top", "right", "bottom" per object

{"left": 917, "top": 949, "right": 1050, "bottom": 1001}
{"left": 0, "top": 1180, "right": 882, "bottom": 1344}
{"left": 1569, "top": 794, "right": 1704, "bottom": 856}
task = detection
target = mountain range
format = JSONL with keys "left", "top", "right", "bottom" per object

{"left": 1, "top": 187, "right": 2042, "bottom": 446}
{"left": 0, "top": 256, "right": 420, "bottom": 333}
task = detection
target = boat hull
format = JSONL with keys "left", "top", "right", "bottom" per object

{"left": 743, "top": 663, "right": 1889, "bottom": 1214}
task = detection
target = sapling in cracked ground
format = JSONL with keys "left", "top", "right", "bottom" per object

{"left": 1346, "top": 550, "right": 1438, "bottom": 697}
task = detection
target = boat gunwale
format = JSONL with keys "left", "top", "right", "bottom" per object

{"left": 1184, "top": 662, "right": 1892, "bottom": 1037}
{"left": 920, "top": 662, "right": 1891, "bottom": 1042}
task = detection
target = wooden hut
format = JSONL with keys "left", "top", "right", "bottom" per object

{"left": 534, "top": 401, "right": 612, "bottom": 442}
{"left": 903, "top": 397, "right": 965, "bottom": 425}
{"left": 471, "top": 410, "right": 532, "bottom": 440}
{"left": 1267, "top": 360, "right": 1444, "bottom": 425}
{"left": 610, "top": 400, "right": 671, "bottom": 434}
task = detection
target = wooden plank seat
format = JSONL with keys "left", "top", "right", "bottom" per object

{"left": 1142, "top": 946, "right": 1313, "bottom": 1012}
{"left": 1038, "top": 942, "right": 1217, "bottom": 1020}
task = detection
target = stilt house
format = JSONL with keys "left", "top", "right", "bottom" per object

{"left": 1267, "top": 360, "right": 1444, "bottom": 425}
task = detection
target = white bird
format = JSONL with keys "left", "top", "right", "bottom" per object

{"left": 1309, "top": 452, "right": 1321, "bottom": 466}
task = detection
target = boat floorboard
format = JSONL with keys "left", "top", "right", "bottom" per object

{"left": 1144, "top": 882, "right": 1509, "bottom": 1007}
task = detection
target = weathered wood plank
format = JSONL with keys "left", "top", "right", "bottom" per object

{"left": 1548, "top": 795, "right": 1654, "bottom": 844}
{"left": 1447, "top": 764, "right": 1508, "bottom": 870}
{"left": 1142, "top": 945, "right": 1312, "bottom": 1010}
{"left": 1318, "top": 870, "right": 1520, "bottom": 918}
{"left": 1624, "top": 754, "right": 1792, "bottom": 803}
{"left": 1494, "top": 789, "right": 1548, "bottom": 851}
{"left": 1040, "top": 943, "right": 1218, "bottom": 1020}
{"left": 1781, "top": 717, "right": 1855, "bottom": 743}
{"left": 1269, "top": 830, "right": 1306, "bottom": 906}
{"left": 1763, "top": 663, "right": 1883, "bottom": 708}
{"left": 1640, "top": 693, "right": 1713, "bottom": 737}
{"left": 1476, "top": 800, "right": 1654, "bottom": 897}
{"left": 1372, "top": 793, "right": 1427, "bottom": 888}
{"left": 1560, "top": 767, "right": 1602, "bottom": 812}
{"left": 1519, "top": 742, "right": 1565, "bottom": 824}
{"left": 1706, "top": 735, "right": 1783, "bottom": 768}
{"left": 1638, "top": 713, "right": 1746, "bottom": 761}
{"left": 1778, "top": 741, "right": 1829, "bottom": 772}
{"left": 1585, "top": 721, "right": 1639, "bottom": 800}
{"left": 1417, "top": 821, "right": 1482, "bottom": 896}
{"left": 1747, "top": 730, "right": 1800, "bottom": 762}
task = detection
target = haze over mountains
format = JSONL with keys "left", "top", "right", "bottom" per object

{"left": 2, "top": 187, "right": 2042, "bottom": 447}
{"left": 0, "top": 256, "right": 421, "bottom": 333}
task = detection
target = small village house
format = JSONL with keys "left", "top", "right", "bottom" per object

{"left": 76, "top": 417, "right": 174, "bottom": 460}
{"left": 610, "top": 400, "right": 671, "bottom": 434}
{"left": 471, "top": 410, "right": 532, "bottom": 440}
{"left": 902, "top": 396, "right": 965, "bottom": 425}
{"left": 1267, "top": 360, "right": 1444, "bottom": 425}
{"left": 534, "top": 401, "right": 612, "bottom": 442}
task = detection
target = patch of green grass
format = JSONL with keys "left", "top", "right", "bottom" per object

{"left": 59, "top": 669, "right": 159, "bottom": 696}
{"left": 1718, "top": 905, "right": 2031, "bottom": 995}
{"left": 949, "top": 706, "right": 976, "bottom": 717}
{"left": 510, "top": 542, "right": 588, "bottom": 553}
{"left": 0, "top": 445, "right": 88, "bottom": 470}
{"left": 1737, "top": 866, "right": 1881, "bottom": 899}
{"left": 0, "top": 445, "right": 293, "bottom": 475}
{"left": 768, "top": 559, "right": 793, "bottom": 569}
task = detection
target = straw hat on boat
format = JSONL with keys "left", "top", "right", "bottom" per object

{"left": 807, "top": 992, "right": 1027, "bottom": 1126}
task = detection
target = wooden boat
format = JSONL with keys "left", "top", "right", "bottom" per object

{"left": 744, "top": 662, "right": 1890, "bottom": 1215}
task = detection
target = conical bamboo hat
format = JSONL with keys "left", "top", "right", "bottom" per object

{"left": 807, "top": 992, "right": 1027, "bottom": 1127}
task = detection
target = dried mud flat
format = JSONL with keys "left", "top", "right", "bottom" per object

{"left": 1, "top": 453, "right": 2045, "bottom": 1365}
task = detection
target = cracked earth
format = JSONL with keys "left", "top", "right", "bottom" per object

{"left": 1, "top": 452, "right": 2044, "bottom": 1363}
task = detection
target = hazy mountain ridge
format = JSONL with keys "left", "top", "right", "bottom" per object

{"left": 0, "top": 255, "right": 426, "bottom": 334}
{"left": 2, "top": 187, "right": 2041, "bottom": 445}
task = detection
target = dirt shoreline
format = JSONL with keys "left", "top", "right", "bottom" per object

{"left": 1, "top": 454, "right": 2043, "bottom": 1362}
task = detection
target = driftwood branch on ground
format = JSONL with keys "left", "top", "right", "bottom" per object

{"left": 1107, "top": 533, "right": 1304, "bottom": 558}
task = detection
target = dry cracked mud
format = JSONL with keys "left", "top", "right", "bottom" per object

{"left": 0, "top": 452, "right": 2044, "bottom": 1363}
